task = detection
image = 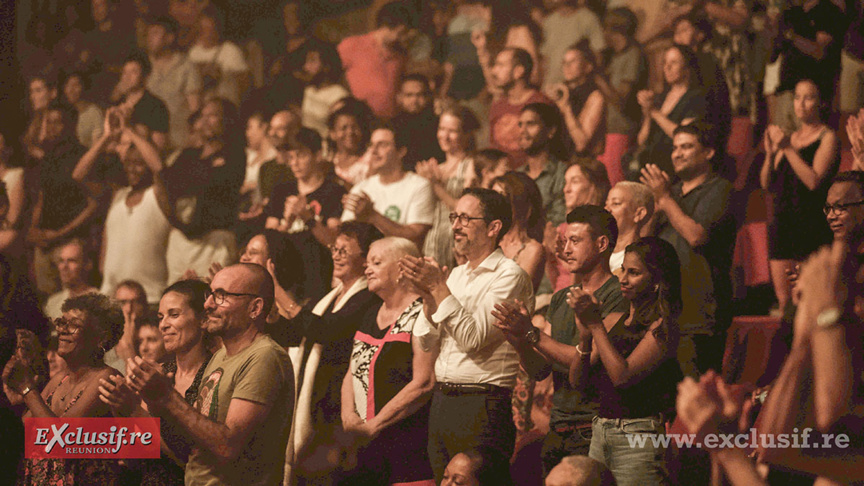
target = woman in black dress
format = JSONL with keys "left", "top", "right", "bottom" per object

{"left": 760, "top": 78, "right": 839, "bottom": 313}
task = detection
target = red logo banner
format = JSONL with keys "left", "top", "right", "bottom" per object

{"left": 24, "top": 417, "right": 161, "bottom": 459}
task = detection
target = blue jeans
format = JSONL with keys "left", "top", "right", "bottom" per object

{"left": 588, "top": 416, "right": 669, "bottom": 486}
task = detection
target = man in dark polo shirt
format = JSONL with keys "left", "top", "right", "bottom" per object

{"left": 641, "top": 123, "right": 735, "bottom": 376}
{"left": 494, "top": 205, "right": 628, "bottom": 476}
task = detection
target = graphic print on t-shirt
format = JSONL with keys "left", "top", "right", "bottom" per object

{"left": 195, "top": 368, "right": 223, "bottom": 419}
{"left": 384, "top": 205, "right": 401, "bottom": 222}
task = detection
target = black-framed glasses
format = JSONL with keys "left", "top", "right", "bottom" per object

{"left": 329, "top": 245, "right": 355, "bottom": 259}
{"left": 205, "top": 288, "right": 259, "bottom": 306}
{"left": 54, "top": 318, "right": 85, "bottom": 335}
{"left": 823, "top": 200, "right": 864, "bottom": 216}
{"left": 448, "top": 212, "right": 486, "bottom": 226}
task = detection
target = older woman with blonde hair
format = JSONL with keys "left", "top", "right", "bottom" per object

{"left": 341, "top": 237, "right": 436, "bottom": 485}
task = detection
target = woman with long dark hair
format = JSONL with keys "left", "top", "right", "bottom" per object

{"left": 569, "top": 237, "right": 682, "bottom": 485}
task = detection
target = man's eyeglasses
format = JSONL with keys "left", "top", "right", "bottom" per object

{"left": 329, "top": 245, "right": 355, "bottom": 259}
{"left": 54, "top": 318, "right": 85, "bottom": 335}
{"left": 205, "top": 288, "right": 259, "bottom": 306}
{"left": 448, "top": 212, "right": 486, "bottom": 226}
{"left": 823, "top": 200, "right": 864, "bottom": 216}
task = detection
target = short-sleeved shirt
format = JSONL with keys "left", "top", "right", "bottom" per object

{"left": 489, "top": 91, "right": 554, "bottom": 168}
{"left": 605, "top": 44, "right": 647, "bottom": 135}
{"left": 162, "top": 145, "right": 245, "bottom": 239}
{"left": 546, "top": 276, "right": 628, "bottom": 426}
{"left": 445, "top": 14, "right": 489, "bottom": 100}
{"left": 392, "top": 108, "right": 446, "bottom": 171}
{"left": 541, "top": 8, "right": 606, "bottom": 88}
{"left": 147, "top": 52, "right": 202, "bottom": 149}
{"left": 37, "top": 139, "right": 89, "bottom": 233}
{"left": 265, "top": 176, "right": 346, "bottom": 231}
{"left": 128, "top": 90, "right": 170, "bottom": 135}
{"left": 341, "top": 172, "right": 435, "bottom": 226}
{"left": 185, "top": 335, "right": 293, "bottom": 486}
{"left": 655, "top": 175, "right": 735, "bottom": 334}
{"left": 338, "top": 32, "right": 404, "bottom": 119}
{"left": 518, "top": 157, "right": 567, "bottom": 225}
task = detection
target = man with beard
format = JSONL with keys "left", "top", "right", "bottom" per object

{"left": 517, "top": 102, "right": 568, "bottom": 226}
{"left": 27, "top": 102, "right": 96, "bottom": 296}
{"left": 125, "top": 263, "right": 294, "bottom": 486}
{"left": 338, "top": 2, "right": 415, "bottom": 119}
{"left": 493, "top": 205, "right": 628, "bottom": 476}
{"left": 401, "top": 188, "right": 537, "bottom": 482}
{"left": 488, "top": 48, "right": 553, "bottom": 168}
{"left": 392, "top": 74, "right": 446, "bottom": 171}
{"left": 341, "top": 125, "right": 434, "bottom": 249}
{"left": 640, "top": 123, "right": 734, "bottom": 375}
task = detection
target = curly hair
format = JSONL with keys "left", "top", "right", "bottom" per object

{"left": 61, "top": 293, "right": 124, "bottom": 362}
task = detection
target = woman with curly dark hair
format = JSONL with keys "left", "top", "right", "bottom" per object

{"left": 569, "top": 237, "right": 683, "bottom": 485}
{"left": 3, "top": 293, "right": 124, "bottom": 484}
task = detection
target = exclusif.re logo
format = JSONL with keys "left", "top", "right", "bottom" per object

{"left": 24, "top": 417, "right": 161, "bottom": 459}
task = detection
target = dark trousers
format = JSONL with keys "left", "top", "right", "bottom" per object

{"left": 427, "top": 388, "right": 516, "bottom": 483}
{"left": 541, "top": 421, "right": 593, "bottom": 477}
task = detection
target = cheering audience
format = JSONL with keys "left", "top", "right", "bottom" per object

{"left": 6, "top": 1, "right": 864, "bottom": 484}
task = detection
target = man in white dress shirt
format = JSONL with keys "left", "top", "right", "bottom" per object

{"left": 401, "top": 188, "right": 537, "bottom": 482}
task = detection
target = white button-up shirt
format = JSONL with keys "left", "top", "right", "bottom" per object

{"left": 416, "top": 249, "right": 535, "bottom": 389}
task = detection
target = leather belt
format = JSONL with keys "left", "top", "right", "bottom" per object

{"left": 435, "top": 382, "right": 512, "bottom": 397}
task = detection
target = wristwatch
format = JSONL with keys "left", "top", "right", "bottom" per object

{"left": 524, "top": 327, "right": 541, "bottom": 345}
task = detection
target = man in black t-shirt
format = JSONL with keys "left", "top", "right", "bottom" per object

{"left": 265, "top": 127, "right": 345, "bottom": 248}
{"left": 392, "top": 74, "right": 445, "bottom": 171}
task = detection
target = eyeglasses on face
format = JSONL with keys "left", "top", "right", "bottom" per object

{"left": 329, "top": 245, "right": 355, "bottom": 259}
{"left": 823, "top": 200, "right": 864, "bottom": 216}
{"left": 205, "top": 288, "right": 259, "bottom": 306}
{"left": 54, "top": 318, "right": 85, "bottom": 335}
{"left": 448, "top": 212, "right": 486, "bottom": 226}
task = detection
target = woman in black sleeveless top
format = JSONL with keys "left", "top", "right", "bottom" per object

{"left": 760, "top": 78, "right": 839, "bottom": 314}
{"left": 550, "top": 39, "right": 607, "bottom": 158}
{"left": 569, "top": 237, "right": 682, "bottom": 486}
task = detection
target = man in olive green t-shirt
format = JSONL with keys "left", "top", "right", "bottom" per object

{"left": 128, "top": 263, "right": 294, "bottom": 486}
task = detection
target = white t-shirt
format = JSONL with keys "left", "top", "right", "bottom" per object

{"left": 188, "top": 42, "right": 249, "bottom": 73}
{"left": 610, "top": 250, "right": 625, "bottom": 275}
{"left": 101, "top": 187, "right": 171, "bottom": 304}
{"left": 341, "top": 172, "right": 435, "bottom": 226}
{"left": 302, "top": 84, "right": 350, "bottom": 137}
{"left": 44, "top": 289, "right": 71, "bottom": 320}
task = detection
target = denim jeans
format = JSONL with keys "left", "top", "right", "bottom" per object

{"left": 588, "top": 416, "right": 669, "bottom": 486}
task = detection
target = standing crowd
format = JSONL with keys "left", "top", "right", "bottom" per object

{"left": 3, "top": 0, "right": 864, "bottom": 485}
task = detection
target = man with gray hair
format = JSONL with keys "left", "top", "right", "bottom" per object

{"left": 604, "top": 181, "right": 654, "bottom": 276}
{"left": 125, "top": 263, "right": 294, "bottom": 486}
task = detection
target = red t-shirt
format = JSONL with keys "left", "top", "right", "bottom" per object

{"left": 488, "top": 90, "right": 553, "bottom": 168}
{"left": 338, "top": 32, "right": 404, "bottom": 119}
